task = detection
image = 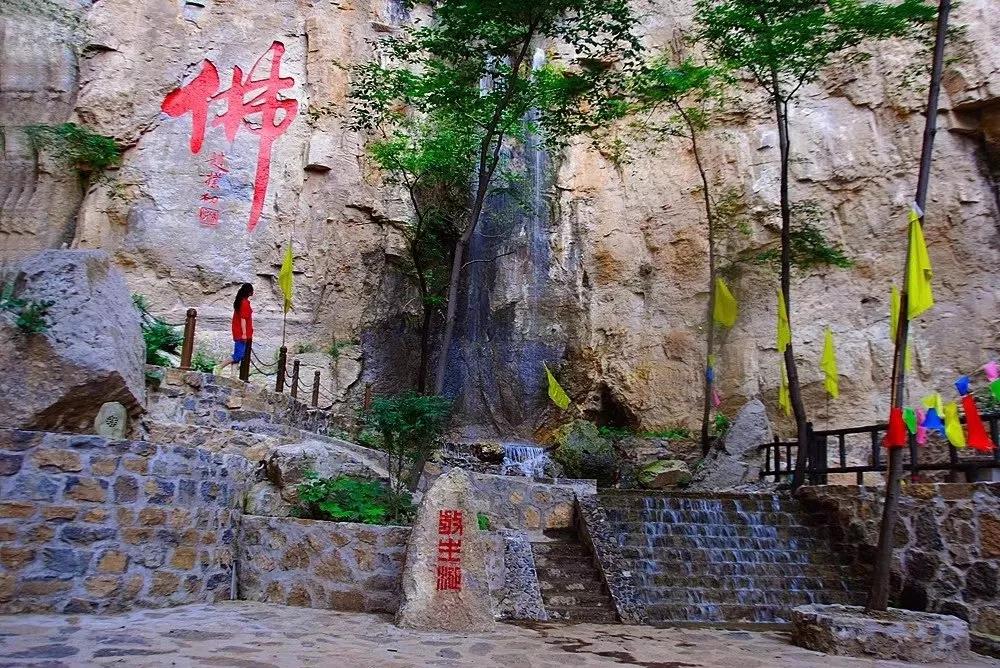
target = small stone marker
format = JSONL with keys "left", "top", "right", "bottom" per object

{"left": 396, "top": 468, "right": 496, "bottom": 632}
{"left": 94, "top": 401, "right": 127, "bottom": 438}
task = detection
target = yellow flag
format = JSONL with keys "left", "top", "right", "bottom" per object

{"left": 778, "top": 361, "right": 791, "bottom": 416}
{"left": 889, "top": 285, "right": 900, "bottom": 341}
{"left": 906, "top": 211, "right": 934, "bottom": 319}
{"left": 544, "top": 363, "right": 570, "bottom": 410}
{"left": 921, "top": 393, "right": 944, "bottom": 416}
{"left": 820, "top": 328, "right": 839, "bottom": 399}
{"left": 943, "top": 401, "right": 966, "bottom": 448}
{"left": 713, "top": 277, "right": 737, "bottom": 328}
{"left": 776, "top": 289, "right": 791, "bottom": 354}
{"left": 278, "top": 244, "right": 294, "bottom": 313}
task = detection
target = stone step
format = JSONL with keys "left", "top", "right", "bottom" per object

{"left": 544, "top": 605, "right": 619, "bottom": 623}
{"left": 645, "top": 602, "right": 799, "bottom": 623}
{"left": 632, "top": 561, "right": 859, "bottom": 579}
{"left": 541, "top": 592, "right": 615, "bottom": 608}
{"left": 616, "top": 546, "right": 844, "bottom": 565}
{"left": 609, "top": 522, "right": 827, "bottom": 540}
{"left": 534, "top": 563, "right": 603, "bottom": 581}
{"left": 538, "top": 578, "right": 606, "bottom": 593}
{"left": 603, "top": 510, "right": 824, "bottom": 526}
{"left": 531, "top": 542, "right": 592, "bottom": 558}
{"left": 532, "top": 551, "right": 596, "bottom": 567}
{"left": 615, "top": 534, "right": 827, "bottom": 551}
{"left": 640, "top": 587, "right": 866, "bottom": 607}
{"left": 644, "top": 574, "right": 866, "bottom": 591}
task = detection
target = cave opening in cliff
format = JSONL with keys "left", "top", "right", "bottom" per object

{"left": 588, "top": 385, "right": 640, "bottom": 432}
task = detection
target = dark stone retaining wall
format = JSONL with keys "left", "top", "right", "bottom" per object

{"left": 237, "top": 515, "right": 409, "bottom": 614}
{"left": 798, "top": 482, "right": 1000, "bottom": 634}
{"left": 0, "top": 429, "right": 248, "bottom": 613}
{"left": 576, "top": 495, "right": 646, "bottom": 624}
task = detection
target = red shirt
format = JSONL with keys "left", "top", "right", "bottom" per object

{"left": 232, "top": 299, "right": 253, "bottom": 341}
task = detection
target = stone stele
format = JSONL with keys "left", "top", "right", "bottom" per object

{"left": 396, "top": 468, "right": 496, "bottom": 633}
{"left": 94, "top": 401, "right": 127, "bottom": 439}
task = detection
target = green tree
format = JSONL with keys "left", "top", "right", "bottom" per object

{"left": 365, "top": 391, "right": 452, "bottom": 495}
{"left": 350, "top": 0, "right": 643, "bottom": 395}
{"left": 693, "top": 0, "right": 935, "bottom": 487}
{"left": 625, "top": 58, "right": 732, "bottom": 455}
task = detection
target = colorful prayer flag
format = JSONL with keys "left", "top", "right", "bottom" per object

{"left": 906, "top": 210, "right": 934, "bottom": 319}
{"left": 778, "top": 362, "right": 791, "bottom": 416}
{"left": 776, "top": 289, "right": 791, "bottom": 354}
{"left": 278, "top": 243, "right": 294, "bottom": 313}
{"left": 883, "top": 406, "right": 907, "bottom": 448}
{"left": 544, "top": 363, "right": 570, "bottom": 410}
{"left": 889, "top": 285, "right": 900, "bottom": 341}
{"left": 955, "top": 375, "right": 970, "bottom": 397}
{"left": 962, "top": 395, "right": 996, "bottom": 453}
{"left": 916, "top": 408, "right": 927, "bottom": 445}
{"left": 712, "top": 387, "right": 722, "bottom": 408}
{"left": 820, "top": 328, "right": 838, "bottom": 399}
{"left": 992, "top": 379, "right": 1000, "bottom": 402}
{"left": 713, "top": 278, "right": 737, "bottom": 328}
{"left": 984, "top": 360, "right": 999, "bottom": 382}
{"left": 903, "top": 407, "right": 917, "bottom": 434}
{"left": 943, "top": 402, "right": 966, "bottom": 448}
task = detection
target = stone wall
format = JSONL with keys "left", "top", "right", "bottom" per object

{"left": 0, "top": 429, "right": 248, "bottom": 613}
{"left": 237, "top": 515, "right": 409, "bottom": 614}
{"left": 463, "top": 471, "right": 595, "bottom": 534}
{"left": 798, "top": 483, "right": 1000, "bottom": 634}
{"left": 576, "top": 495, "right": 645, "bottom": 624}
{"left": 145, "top": 367, "right": 342, "bottom": 438}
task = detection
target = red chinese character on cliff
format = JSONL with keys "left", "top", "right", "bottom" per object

{"left": 161, "top": 42, "right": 297, "bottom": 233}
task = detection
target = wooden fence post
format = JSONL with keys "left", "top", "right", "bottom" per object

{"left": 275, "top": 346, "right": 287, "bottom": 392}
{"left": 290, "top": 360, "right": 300, "bottom": 399}
{"left": 312, "top": 371, "right": 320, "bottom": 407}
{"left": 238, "top": 338, "right": 252, "bottom": 382}
{"left": 179, "top": 308, "right": 197, "bottom": 370}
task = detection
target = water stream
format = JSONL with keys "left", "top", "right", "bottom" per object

{"left": 500, "top": 442, "right": 551, "bottom": 478}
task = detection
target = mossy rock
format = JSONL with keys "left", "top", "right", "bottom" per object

{"left": 638, "top": 459, "right": 691, "bottom": 489}
{"left": 551, "top": 420, "right": 617, "bottom": 486}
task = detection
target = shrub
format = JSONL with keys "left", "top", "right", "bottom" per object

{"left": 597, "top": 425, "right": 632, "bottom": 442}
{"left": 365, "top": 392, "right": 451, "bottom": 493}
{"left": 132, "top": 293, "right": 182, "bottom": 366}
{"left": 477, "top": 512, "right": 490, "bottom": 531}
{"left": 191, "top": 349, "right": 216, "bottom": 373}
{"left": 713, "top": 412, "right": 731, "bottom": 437}
{"left": 24, "top": 122, "right": 120, "bottom": 172}
{"left": 551, "top": 420, "right": 619, "bottom": 487}
{"left": 294, "top": 472, "right": 414, "bottom": 525}
{"left": 1, "top": 282, "right": 53, "bottom": 334}
{"left": 642, "top": 426, "right": 693, "bottom": 440}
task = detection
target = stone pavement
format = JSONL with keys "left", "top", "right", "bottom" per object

{"left": 0, "top": 602, "right": 996, "bottom": 667}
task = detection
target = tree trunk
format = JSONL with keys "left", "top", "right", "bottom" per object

{"left": 868, "top": 0, "right": 950, "bottom": 612}
{"left": 416, "top": 302, "right": 433, "bottom": 394}
{"left": 766, "top": 73, "right": 811, "bottom": 489}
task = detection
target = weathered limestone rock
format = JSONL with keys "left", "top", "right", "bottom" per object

{"left": 263, "top": 439, "right": 385, "bottom": 492}
{"left": 689, "top": 399, "right": 772, "bottom": 491}
{"left": 245, "top": 481, "right": 294, "bottom": 517}
{"left": 396, "top": 468, "right": 496, "bottom": 632}
{"left": 0, "top": 250, "right": 145, "bottom": 432}
{"left": 638, "top": 459, "right": 691, "bottom": 489}
{"left": 791, "top": 604, "right": 970, "bottom": 663}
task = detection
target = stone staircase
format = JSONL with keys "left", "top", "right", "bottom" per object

{"left": 602, "top": 492, "right": 867, "bottom": 624}
{"left": 532, "top": 530, "right": 618, "bottom": 623}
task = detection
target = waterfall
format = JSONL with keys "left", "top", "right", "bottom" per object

{"left": 501, "top": 442, "right": 551, "bottom": 478}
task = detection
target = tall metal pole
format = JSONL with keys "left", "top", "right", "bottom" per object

{"left": 868, "top": 0, "right": 951, "bottom": 612}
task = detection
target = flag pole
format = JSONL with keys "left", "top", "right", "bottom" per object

{"left": 867, "top": 0, "right": 951, "bottom": 612}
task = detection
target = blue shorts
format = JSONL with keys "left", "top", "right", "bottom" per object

{"left": 232, "top": 340, "right": 248, "bottom": 363}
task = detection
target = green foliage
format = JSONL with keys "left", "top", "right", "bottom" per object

{"left": 132, "top": 293, "right": 182, "bottom": 366}
{"left": 753, "top": 218, "right": 854, "bottom": 272}
{"left": 365, "top": 392, "right": 452, "bottom": 494}
{"left": 713, "top": 412, "right": 731, "bottom": 437}
{"left": 552, "top": 420, "right": 619, "bottom": 487}
{"left": 327, "top": 339, "right": 359, "bottom": 360}
{"left": 24, "top": 123, "right": 121, "bottom": 172}
{"left": 1, "top": 282, "right": 53, "bottom": 334}
{"left": 477, "top": 512, "right": 491, "bottom": 531}
{"left": 294, "top": 473, "right": 414, "bottom": 525}
{"left": 693, "top": 0, "right": 936, "bottom": 105}
{"left": 294, "top": 342, "right": 319, "bottom": 354}
{"left": 597, "top": 425, "right": 633, "bottom": 442}
{"left": 191, "top": 349, "right": 217, "bottom": 373}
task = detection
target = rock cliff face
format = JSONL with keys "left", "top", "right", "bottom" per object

{"left": 1, "top": 0, "right": 997, "bottom": 437}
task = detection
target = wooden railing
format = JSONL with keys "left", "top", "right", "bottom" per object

{"left": 759, "top": 412, "right": 1000, "bottom": 485}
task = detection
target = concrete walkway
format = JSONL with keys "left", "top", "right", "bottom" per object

{"left": 0, "top": 602, "right": 995, "bottom": 667}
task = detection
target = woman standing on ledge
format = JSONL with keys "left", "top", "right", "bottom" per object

{"left": 219, "top": 283, "right": 254, "bottom": 376}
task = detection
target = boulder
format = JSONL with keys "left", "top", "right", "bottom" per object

{"left": 245, "top": 480, "right": 295, "bottom": 517}
{"left": 688, "top": 399, "right": 772, "bottom": 491}
{"left": 638, "top": 459, "right": 691, "bottom": 489}
{"left": 263, "top": 438, "right": 387, "bottom": 492}
{"left": 0, "top": 250, "right": 145, "bottom": 433}
{"left": 551, "top": 420, "right": 617, "bottom": 485}
{"left": 396, "top": 468, "right": 496, "bottom": 632}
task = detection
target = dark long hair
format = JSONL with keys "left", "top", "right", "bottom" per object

{"left": 233, "top": 283, "right": 253, "bottom": 312}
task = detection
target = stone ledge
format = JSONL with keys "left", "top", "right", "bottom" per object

{"left": 791, "top": 603, "right": 970, "bottom": 663}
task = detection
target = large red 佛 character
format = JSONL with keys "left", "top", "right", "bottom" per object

{"left": 161, "top": 42, "right": 297, "bottom": 233}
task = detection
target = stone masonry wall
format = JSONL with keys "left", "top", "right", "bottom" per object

{"left": 238, "top": 515, "right": 409, "bottom": 614}
{"left": 798, "top": 483, "right": 1000, "bottom": 635}
{"left": 145, "top": 367, "right": 341, "bottom": 438}
{"left": 467, "top": 472, "right": 595, "bottom": 534}
{"left": 0, "top": 429, "right": 248, "bottom": 614}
